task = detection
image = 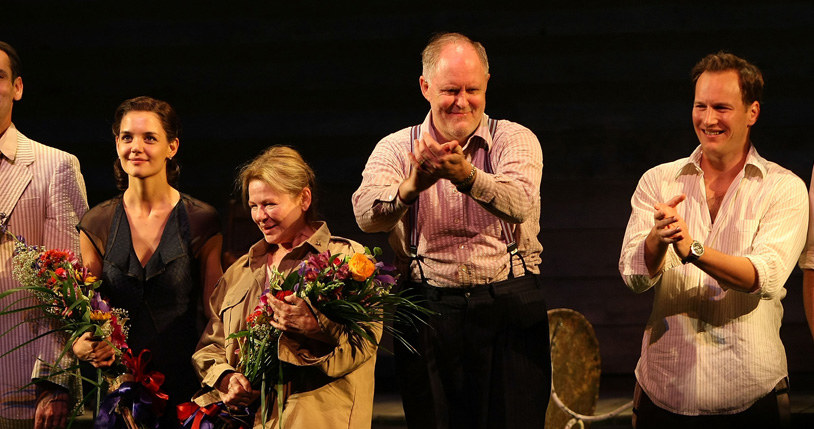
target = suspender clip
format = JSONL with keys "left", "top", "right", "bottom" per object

{"left": 507, "top": 242, "right": 518, "bottom": 255}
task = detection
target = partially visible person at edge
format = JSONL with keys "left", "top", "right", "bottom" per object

{"left": 619, "top": 52, "right": 808, "bottom": 429}
{"left": 192, "top": 146, "right": 381, "bottom": 428}
{"left": 72, "top": 96, "right": 223, "bottom": 427}
{"left": 352, "top": 32, "right": 549, "bottom": 429}
{"left": 0, "top": 41, "right": 88, "bottom": 429}
{"left": 801, "top": 165, "right": 814, "bottom": 341}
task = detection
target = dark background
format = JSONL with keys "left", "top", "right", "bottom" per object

{"left": 4, "top": 0, "right": 813, "bottom": 386}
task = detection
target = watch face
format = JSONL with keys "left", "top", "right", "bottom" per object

{"left": 691, "top": 241, "right": 704, "bottom": 257}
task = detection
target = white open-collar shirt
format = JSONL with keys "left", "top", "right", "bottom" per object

{"left": 620, "top": 145, "right": 808, "bottom": 415}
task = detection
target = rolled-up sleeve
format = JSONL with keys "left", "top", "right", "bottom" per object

{"left": 619, "top": 167, "right": 681, "bottom": 293}
{"left": 352, "top": 130, "right": 412, "bottom": 233}
{"left": 468, "top": 126, "right": 542, "bottom": 224}
{"left": 747, "top": 174, "right": 809, "bottom": 299}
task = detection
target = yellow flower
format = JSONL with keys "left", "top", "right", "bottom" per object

{"left": 90, "top": 310, "right": 112, "bottom": 321}
{"left": 348, "top": 253, "right": 375, "bottom": 282}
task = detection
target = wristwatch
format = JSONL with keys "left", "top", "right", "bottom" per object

{"left": 681, "top": 240, "right": 704, "bottom": 264}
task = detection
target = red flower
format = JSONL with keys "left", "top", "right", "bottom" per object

{"left": 109, "top": 314, "right": 128, "bottom": 350}
{"left": 54, "top": 267, "right": 67, "bottom": 279}
{"left": 304, "top": 269, "right": 318, "bottom": 282}
{"left": 246, "top": 310, "right": 263, "bottom": 324}
{"left": 275, "top": 290, "right": 294, "bottom": 301}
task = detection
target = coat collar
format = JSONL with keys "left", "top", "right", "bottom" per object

{"left": 0, "top": 127, "right": 35, "bottom": 220}
{"left": 221, "top": 222, "right": 332, "bottom": 309}
{"left": 242, "top": 221, "right": 332, "bottom": 286}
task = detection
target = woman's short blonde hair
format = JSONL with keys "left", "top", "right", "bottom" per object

{"left": 237, "top": 145, "right": 318, "bottom": 221}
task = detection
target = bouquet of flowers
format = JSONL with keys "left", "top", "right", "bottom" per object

{"left": 195, "top": 247, "right": 428, "bottom": 428}
{"left": 0, "top": 214, "right": 167, "bottom": 428}
{"left": 7, "top": 242, "right": 129, "bottom": 354}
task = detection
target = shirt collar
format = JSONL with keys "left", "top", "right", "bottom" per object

{"left": 245, "top": 221, "right": 332, "bottom": 270}
{"left": 676, "top": 143, "right": 768, "bottom": 180}
{"left": 0, "top": 123, "right": 18, "bottom": 161}
{"left": 421, "top": 111, "right": 492, "bottom": 150}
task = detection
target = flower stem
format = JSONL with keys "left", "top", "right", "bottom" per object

{"left": 95, "top": 368, "right": 102, "bottom": 419}
{"left": 277, "top": 364, "right": 284, "bottom": 429}
{"left": 261, "top": 372, "right": 267, "bottom": 429}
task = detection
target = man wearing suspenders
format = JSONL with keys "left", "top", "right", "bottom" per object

{"left": 353, "top": 32, "right": 549, "bottom": 429}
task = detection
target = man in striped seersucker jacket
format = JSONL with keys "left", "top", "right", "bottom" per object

{"left": 0, "top": 41, "right": 88, "bottom": 429}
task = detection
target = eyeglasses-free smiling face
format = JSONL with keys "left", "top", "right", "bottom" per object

{"left": 247, "top": 179, "right": 311, "bottom": 246}
{"left": 692, "top": 70, "right": 759, "bottom": 160}
{"left": 0, "top": 50, "right": 22, "bottom": 132}
{"left": 420, "top": 43, "right": 489, "bottom": 144}
{"left": 115, "top": 111, "right": 178, "bottom": 182}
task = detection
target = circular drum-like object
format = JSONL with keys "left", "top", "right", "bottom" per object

{"left": 545, "top": 308, "right": 601, "bottom": 429}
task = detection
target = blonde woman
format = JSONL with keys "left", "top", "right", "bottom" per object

{"left": 192, "top": 146, "right": 380, "bottom": 428}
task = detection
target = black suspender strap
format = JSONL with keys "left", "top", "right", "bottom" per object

{"left": 482, "top": 118, "right": 517, "bottom": 252}
{"left": 408, "top": 124, "right": 422, "bottom": 259}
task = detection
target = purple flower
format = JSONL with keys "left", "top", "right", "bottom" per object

{"left": 374, "top": 274, "right": 397, "bottom": 286}
{"left": 298, "top": 261, "right": 308, "bottom": 277}
{"left": 298, "top": 261, "right": 319, "bottom": 282}
{"left": 375, "top": 261, "right": 396, "bottom": 272}
{"left": 91, "top": 293, "right": 111, "bottom": 313}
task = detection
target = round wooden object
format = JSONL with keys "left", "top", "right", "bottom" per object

{"left": 545, "top": 308, "right": 602, "bottom": 429}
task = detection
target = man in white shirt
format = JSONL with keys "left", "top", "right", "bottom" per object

{"left": 0, "top": 41, "right": 87, "bottom": 429}
{"left": 619, "top": 52, "right": 808, "bottom": 428}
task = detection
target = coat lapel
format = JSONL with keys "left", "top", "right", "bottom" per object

{"left": 0, "top": 133, "right": 34, "bottom": 219}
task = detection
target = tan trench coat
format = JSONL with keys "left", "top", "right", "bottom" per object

{"left": 192, "top": 223, "right": 380, "bottom": 428}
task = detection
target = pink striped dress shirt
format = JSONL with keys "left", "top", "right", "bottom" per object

{"left": 619, "top": 145, "right": 808, "bottom": 415}
{"left": 352, "top": 112, "right": 542, "bottom": 287}
{"left": 0, "top": 125, "right": 88, "bottom": 422}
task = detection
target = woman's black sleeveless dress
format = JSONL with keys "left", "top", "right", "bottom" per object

{"left": 78, "top": 194, "right": 220, "bottom": 428}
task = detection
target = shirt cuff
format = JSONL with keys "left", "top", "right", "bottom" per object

{"left": 385, "top": 183, "right": 413, "bottom": 208}
{"left": 746, "top": 254, "right": 775, "bottom": 298}
{"left": 467, "top": 165, "right": 493, "bottom": 202}
{"left": 799, "top": 249, "right": 814, "bottom": 270}
{"left": 31, "top": 353, "right": 75, "bottom": 390}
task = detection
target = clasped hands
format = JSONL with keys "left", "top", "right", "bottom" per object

{"left": 400, "top": 133, "right": 473, "bottom": 202}
{"left": 651, "top": 194, "right": 693, "bottom": 259}
{"left": 72, "top": 332, "right": 116, "bottom": 368}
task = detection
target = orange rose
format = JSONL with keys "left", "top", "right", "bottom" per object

{"left": 348, "top": 253, "right": 375, "bottom": 281}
